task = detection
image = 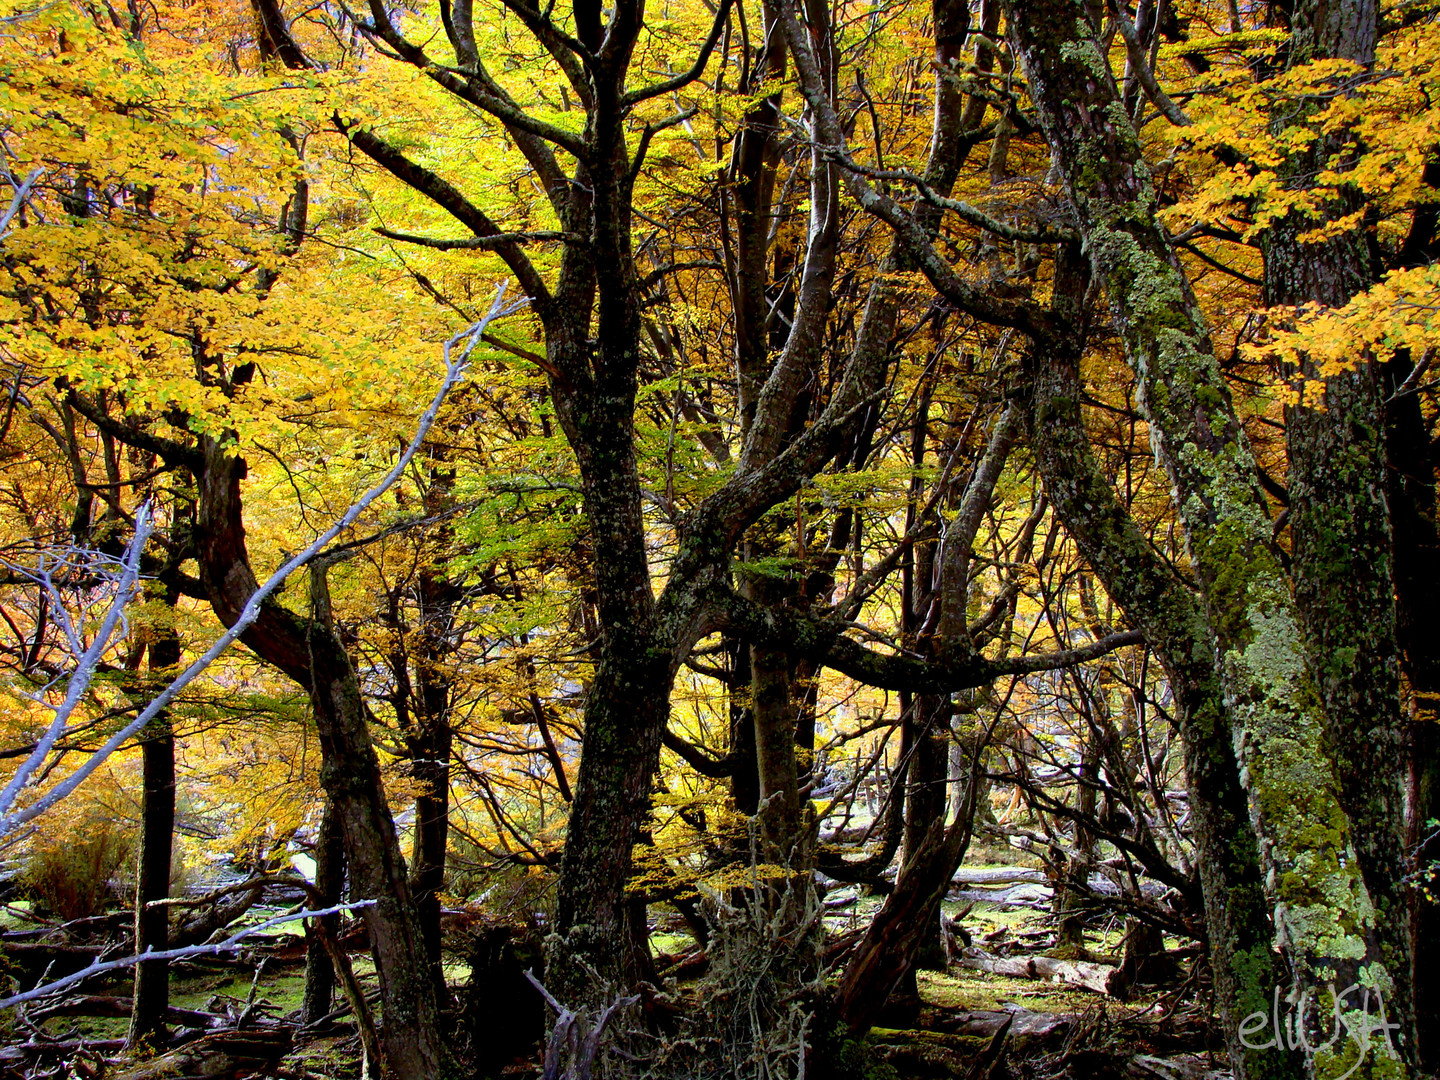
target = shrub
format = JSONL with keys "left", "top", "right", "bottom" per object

{"left": 21, "top": 815, "right": 133, "bottom": 921}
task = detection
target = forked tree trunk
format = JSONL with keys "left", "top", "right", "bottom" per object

{"left": 834, "top": 409, "right": 1016, "bottom": 1034}
{"left": 833, "top": 767, "right": 981, "bottom": 1035}
{"left": 194, "top": 443, "right": 444, "bottom": 1079}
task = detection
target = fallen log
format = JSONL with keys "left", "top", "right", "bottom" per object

{"left": 868, "top": 1011, "right": 1070, "bottom": 1076}
{"left": 953, "top": 868, "right": 1048, "bottom": 886}
{"left": 932, "top": 1008, "right": 1071, "bottom": 1043}
{"left": 108, "top": 1029, "right": 292, "bottom": 1080}
{"left": 950, "top": 884, "right": 1052, "bottom": 907}
{"left": 170, "top": 883, "right": 265, "bottom": 949}
{"left": 0, "top": 1037, "right": 125, "bottom": 1067}
{"left": 0, "top": 941, "right": 105, "bottom": 978}
{"left": 950, "top": 866, "right": 1168, "bottom": 899}
{"left": 956, "top": 948, "right": 1119, "bottom": 995}
{"left": 1126, "top": 1053, "right": 1230, "bottom": 1080}
{"left": 654, "top": 946, "right": 709, "bottom": 982}
{"left": 29, "top": 994, "right": 228, "bottom": 1029}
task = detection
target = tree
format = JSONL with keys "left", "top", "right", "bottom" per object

{"left": 5, "top": 1, "right": 1438, "bottom": 1076}
{"left": 996, "top": 1, "right": 1415, "bottom": 1073}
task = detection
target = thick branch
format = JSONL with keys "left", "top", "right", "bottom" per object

{"left": 341, "top": 124, "right": 553, "bottom": 309}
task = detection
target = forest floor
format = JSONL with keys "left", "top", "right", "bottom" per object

{"left": 0, "top": 856, "right": 1224, "bottom": 1080}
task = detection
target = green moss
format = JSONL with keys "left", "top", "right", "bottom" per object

{"left": 914, "top": 969, "right": 1076, "bottom": 1015}
{"left": 867, "top": 1027, "right": 990, "bottom": 1054}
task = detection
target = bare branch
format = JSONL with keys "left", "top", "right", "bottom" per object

{"left": 0, "top": 285, "right": 525, "bottom": 839}
{"left": 0, "top": 167, "right": 41, "bottom": 240}
{"left": 622, "top": 0, "right": 733, "bottom": 106}
{"left": 0, "top": 901, "right": 377, "bottom": 1009}
{"left": 1108, "top": 0, "right": 1191, "bottom": 126}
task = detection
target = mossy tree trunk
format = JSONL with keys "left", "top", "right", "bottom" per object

{"left": 1261, "top": 0, "right": 1416, "bottom": 1055}
{"left": 1022, "top": 247, "right": 1298, "bottom": 1080}
{"left": 999, "top": 5, "right": 1404, "bottom": 1071}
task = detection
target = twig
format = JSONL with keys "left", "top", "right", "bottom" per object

{"left": 0, "top": 899, "right": 377, "bottom": 1010}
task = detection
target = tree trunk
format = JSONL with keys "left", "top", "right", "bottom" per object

{"left": 902, "top": 694, "right": 950, "bottom": 972}
{"left": 744, "top": 571, "right": 809, "bottom": 859}
{"left": 410, "top": 737, "right": 451, "bottom": 1001}
{"left": 1263, "top": 0, "right": 1415, "bottom": 1054}
{"left": 728, "top": 639, "right": 761, "bottom": 816}
{"left": 1001, "top": 8, "right": 1401, "bottom": 1073}
{"left": 1054, "top": 729, "right": 1096, "bottom": 951}
{"left": 302, "top": 799, "right": 344, "bottom": 1027}
{"left": 1384, "top": 349, "right": 1440, "bottom": 1074}
{"left": 550, "top": 637, "right": 672, "bottom": 1000}
{"left": 307, "top": 564, "right": 444, "bottom": 1078}
{"left": 833, "top": 408, "right": 1016, "bottom": 1034}
{"left": 127, "top": 622, "right": 178, "bottom": 1051}
{"left": 1021, "top": 247, "right": 1297, "bottom": 1079}
{"left": 193, "top": 442, "right": 444, "bottom": 1080}
{"left": 833, "top": 771, "right": 980, "bottom": 1035}
{"left": 406, "top": 454, "right": 462, "bottom": 1000}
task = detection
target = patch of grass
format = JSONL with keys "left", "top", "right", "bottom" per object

{"left": 915, "top": 968, "right": 1078, "bottom": 1014}
{"left": 650, "top": 931, "right": 691, "bottom": 955}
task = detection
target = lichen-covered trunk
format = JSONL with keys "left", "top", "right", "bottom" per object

{"left": 1273, "top": 234, "right": 1415, "bottom": 1050}
{"left": 1000, "top": 5, "right": 1398, "bottom": 1073}
{"left": 1023, "top": 250, "right": 1297, "bottom": 1080}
